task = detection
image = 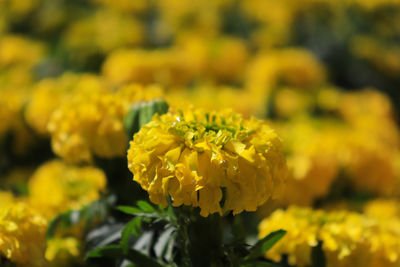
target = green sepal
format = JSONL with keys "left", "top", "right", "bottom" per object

{"left": 124, "top": 99, "right": 169, "bottom": 139}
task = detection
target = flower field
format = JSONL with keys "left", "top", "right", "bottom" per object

{"left": 1, "top": 0, "right": 400, "bottom": 266}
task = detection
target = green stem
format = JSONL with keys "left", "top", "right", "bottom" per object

{"left": 176, "top": 209, "right": 192, "bottom": 267}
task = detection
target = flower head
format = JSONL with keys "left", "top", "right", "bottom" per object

{"left": 28, "top": 160, "right": 107, "bottom": 219}
{"left": 259, "top": 206, "right": 400, "bottom": 267}
{"left": 0, "top": 195, "right": 47, "bottom": 266}
{"left": 128, "top": 107, "right": 286, "bottom": 216}
{"left": 48, "top": 84, "right": 163, "bottom": 163}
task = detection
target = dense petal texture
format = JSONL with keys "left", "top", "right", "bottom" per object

{"left": 259, "top": 206, "right": 400, "bottom": 267}
{"left": 128, "top": 108, "right": 286, "bottom": 216}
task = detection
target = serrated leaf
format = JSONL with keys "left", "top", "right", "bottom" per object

{"left": 137, "top": 200, "right": 156, "bottom": 213}
{"left": 117, "top": 206, "right": 142, "bottom": 215}
{"left": 244, "top": 230, "right": 286, "bottom": 261}
{"left": 121, "top": 217, "right": 142, "bottom": 253}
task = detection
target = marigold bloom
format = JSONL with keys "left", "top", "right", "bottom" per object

{"left": 48, "top": 84, "right": 162, "bottom": 163}
{"left": 259, "top": 206, "right": 400, "bottom": 267}
{"left": 28, "top": 160, "right": 107, "bottom": 218}
{"left": 0, "top": 195, "right": 47, "bottom": 266}
{"left": 275, "top": 118, "right": 340, "bottom": 206}
{"left": 25, "top": 73, "right": 108, "bottom": 135}
{"left": 127, "top": 108, "right": 286, "bottom": 217}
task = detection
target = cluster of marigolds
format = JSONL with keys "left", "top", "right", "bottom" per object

{"left": 1, "top": 0, "right": 400, "bottom": 266}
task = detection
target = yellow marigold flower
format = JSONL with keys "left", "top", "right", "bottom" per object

{"left": 0, "top": 192, "right": 15, "bottom": 207}
{"left": 127, "top": 108, "right": 286, "bottom": 217}
{"left": 90, "top": 0, "right": 149, "bottom": 13}
{"left": 364, "top": 199, "right": 400, "bottom": 219}
{"left": 205, "top": 37, "right": 249, "bottom": 83}
{"left": 102, "top": 48, "right": 197, "bottom": 88}
{"left": 245, "top": 48, "right": 326, "bottom": 97}
{"left": 48, "top": 84, "right": 163, "bottom": 163}
{"left": 0, "top": 197, "right": 47, "bottom": 266}
{"left": 28, "top": 160, "right": 107, "bottom": 219}
{"left": 259, "top": 206, "right": 400, "bottom": 267}
{"left": 275, "top": 118, "right": 340, "bottom": 206}
{"left": 0, "top": 35, "right": 45, "bottom": 69}
{"left": 167, "top": 86, "right": 264, "bottom": 118}
{"left": 63, "top": 9, "right": 143, "bottom": 63}
{"left": 25, "top": 73, "right": 108, "bottom": 135}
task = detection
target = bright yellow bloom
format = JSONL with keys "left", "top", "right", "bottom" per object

{"left": 0, "top": 195, "right": 47, "bottom": 266}
{"left": 48, "top": 84, "right": 163, "bottom": 163}
{"left": 364, "top": 199, "right": 400, "bottom": 219}
{"left": 63, "top": 9, "right": 143, "bottom": 63}
{"left": 102, "top": 48, "right": 198, "bottom": 88}
{"left": 275, "top": 118, "right": 340, "bottom": 206}
{"left": 25, "top": 73, "right": 108, "bottom": 135}
{"left": 245, "top": 48, "right": 326, "bottom": 96}
{"left": 167, "top": 85, "right": 264, "bottom": 118}
{"left": 127, "top": 107, "right": 286, "bottom": 217}
{"left": 259, "top": 206, "right": 400, "bottom": 267}
{"left": 28, "top": 160, "right": 107, "bottom": 219}
{"left": 0, "top": 35, "right": 45, "bottom": 69}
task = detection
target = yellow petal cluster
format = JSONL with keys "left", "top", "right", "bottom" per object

{"left": 0, "top": 195, "right": 47, "bottom": 266}
{"left": 259, "top": 206, "right": 400, "bottom": 267}
{"left": 127, "top": 108, "right": 286, "bottom": 216}
{"left": 275, "top": 119, "right": 340, "bottom": 206}
{"left": 48, "top": 84, "right": 163, "bottom": 163}
{"left": 63, "top": 9, "right": 144, "bottom": 63}
{"left": 25, "top": 73, "right": 108, "bottom": 135}
{"left": 28, "top": 160, "right": 107, "bottom": 219}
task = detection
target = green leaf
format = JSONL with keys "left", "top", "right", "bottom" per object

{"left": 87, "top": 245, "right": 164, "bottom": 267}
{"left": 46, "top": 210, "right": 75, "bottom": 239}
{"left": 137, "top": 200, "right": 156, "bottom": 213}
{"left": 125, "top": 248, "right": 165, "bottom": 267}
{"left": 240, "top": 262, "right": 277, "bottom": 267}
{"left": 121, "top": 217, "right": 143, "bottom": 253}
{"left": 117, "top": 206, "right": 142, "bottom": 215}
{"left": 86, "top": 244, "right": 124, "bottom": 259}
{"left": 244, "top": 230, "right": 286, "bottom": 261}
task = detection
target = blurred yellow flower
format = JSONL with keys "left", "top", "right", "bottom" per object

{"left": 48, "top": 84, "right": 163, "bottom": 163}
{"left": 275, "top": 118, "right": 340, "bottom": 206}
{"left": 0, "top": 35, "right": 45, "bottom": 69}
{"left": 259, "top": 206, "right": 400, "bottom": 267}
{"left": 127, "top": 107, "right": 286, "bottom": 216}
{"left": 63, "top": 9, "right": 143, "bottom": 62}
{"left": 245, "top": 48, "right": 326, "bottom": 98}
{"left": 25, "top": 73, "right": 108, "bottom": 135}
{"left": 28, "top": 160, "right": 107, "bottom": 219}
{"left": 0, "top": 195, "right": 47, "bottom": 266}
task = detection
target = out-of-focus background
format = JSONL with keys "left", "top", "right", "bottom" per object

{"left": 2, "top": 0, "right": 400, "bottom": 201}
{"left": 2, "top": 0, "right": 400, "bottom": 265}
